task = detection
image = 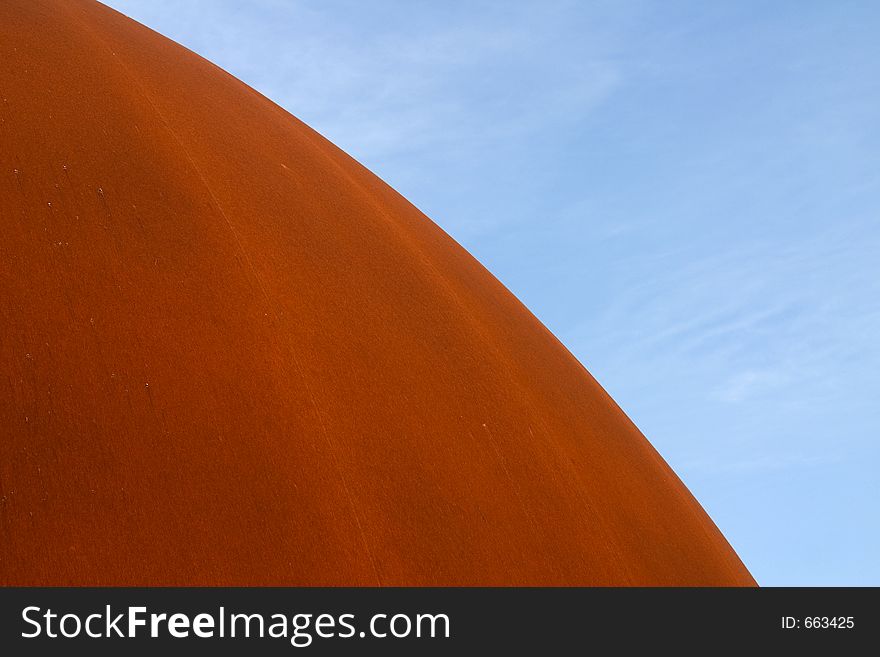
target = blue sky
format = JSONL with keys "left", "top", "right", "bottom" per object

{"left": 101, "top": 0, "right": 879, "bottom": 585}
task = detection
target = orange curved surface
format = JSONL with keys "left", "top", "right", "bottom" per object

{"left": 0, "top": 0, "right": 754, "bottom": 586}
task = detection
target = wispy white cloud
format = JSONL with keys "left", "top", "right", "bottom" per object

{"left": 712, "top": 369, "right": 789, "bottom": 404}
